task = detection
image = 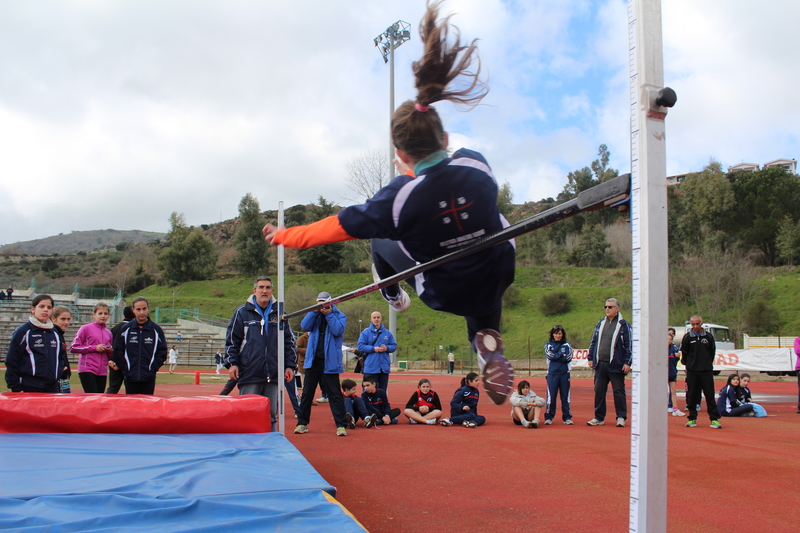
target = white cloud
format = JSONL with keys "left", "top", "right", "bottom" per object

{"left": 0, "top": 0, "right": 797, "bottom": 245}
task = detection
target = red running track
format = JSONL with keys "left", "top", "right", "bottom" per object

{"left": 156, "top": 372, "right": 800, "bottom": 532}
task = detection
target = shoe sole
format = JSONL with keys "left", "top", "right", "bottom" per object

{"left": 477, "top": 330, "right": 514, "bottom": 405}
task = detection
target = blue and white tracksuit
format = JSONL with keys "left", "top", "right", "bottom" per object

{"left": 338, "top": 148, "right": 516, "bottom": 346}
{"left": 544, "top": 340, "right": 573, "bottom": 422}
{"left": 717, "top": 384, "right": 754, "bottom": 417}
{"left": 362, "top": 388, "right": 399, "bottom": 425}
{"left": 448, "top": 384, "right": 486, "bottom": 426}
{"left": 5, "top": 319, "right": 69, "bottom": 393}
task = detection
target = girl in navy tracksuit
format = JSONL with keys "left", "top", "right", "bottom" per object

{"left": 544, "top": 325, "right": 573, "bottom": 424}
{"left": 5, "top": 294, "right": 70, "bottom": 393}
{"left": 440, "top": 373, "right": 485, "bottom": 428}
{"left": 717, "top": 374, "right": 755, "bottom": 417}
{"left": 264, "top": 2, "right": 515, "bottom": 403}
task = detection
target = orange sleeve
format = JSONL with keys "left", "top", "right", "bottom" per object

{"left": 272, "top": 215, "right": 356, "bottom": 249}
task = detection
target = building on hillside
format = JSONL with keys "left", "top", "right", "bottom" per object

{"left": 727, "top": 162, "right": 760, "bottom": 173}
{"left": 668, "top": 158, "right": 797, "bottom": 187}
{"left": 763, "top": 158, "right": 797, "bottom": 173}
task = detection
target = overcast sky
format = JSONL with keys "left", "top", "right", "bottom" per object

{"left": 1, "top": 0, "right": 797, "bottom": 246}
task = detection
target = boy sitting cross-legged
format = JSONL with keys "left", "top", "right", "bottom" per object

{"left": 361, "top": 376, "right": 400, "bottom": 428}
{"left": 342, "top": 378, "right": 369, "bottom": 429}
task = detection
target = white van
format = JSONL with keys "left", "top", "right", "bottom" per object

{"left": 670, "top": 323, "right": 734, "bottom": 351}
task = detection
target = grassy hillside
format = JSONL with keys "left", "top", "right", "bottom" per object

{"left": 132, "top": 265, "right": 800, "bottom": 361}
{"left": 134, "top": 267, "right": 632, "bottom": 361}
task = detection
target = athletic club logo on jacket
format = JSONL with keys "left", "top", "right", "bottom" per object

{"left": 5, "top": 321, "right": 67, "bottom": 392}
{"left": 225, "top": 295, "right": 297, "bottom": 385}
{"left": 337, "top": 148, "right": 515, "bottom": 316}
{"left": 112, "top": 319, "right": 167, "bottom": 382}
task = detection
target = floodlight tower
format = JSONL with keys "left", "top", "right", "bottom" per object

{"left": 374, "top": 20, "right": 411, "bottom": 346}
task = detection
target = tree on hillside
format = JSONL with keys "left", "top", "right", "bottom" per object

{"left": 159, "top": 212, "right": 218, "bottom": 284}
{"left": 675, "top": 161, "right": 736, "bottom": 253}
{"left": 344, "top": 148, "right": 391, "bottom": 203}
{"left": 297, "top": 197, "right": 345, "bottom": 273}
{"left": 233, "top": 193, "right": 270, "bottom": 276}
{"left": 568, "top": 224, "right": 617, "bottom": 268}
{"left": 497, "top": 181, "right": 514, "bottom": 217}
{"left": 776, "top": 215, "right": 800, "bottom": 265}
{"left": 729, "top": 166, "right": 800, "bottom": 265}
{"left": 550, "top": 144, "right": 621, "bottom": 244}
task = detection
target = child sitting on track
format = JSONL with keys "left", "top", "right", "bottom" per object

{"left": 440, "top": 372, "right": 486, "bottom": 428}
{"left": 362, "top": 376, "right": 401, "bottom": 427}
{"left": 263, "top": 0, "right": 515, "bottom": 405}
{"left": 717, "top": 374, "right": 755, "bottom": 417}
{"left": 510, "top": 380, "right": 545, "bottom": 428}
{"left": 342, "top": 378, "right": 369, "bottom": 429}
{"left": 403, "top": 378, "right": 443, "bottom": 425}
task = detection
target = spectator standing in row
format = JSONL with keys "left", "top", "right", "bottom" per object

{"left": 447, "top": 351, "right": 455, "bottom": 375}
{"left": 168, "top": 346, "right": 178, "bottom": 374}
{"left": 5, "top": 294, "right": 70, "bottom": 393}
{"left": 106, "top": 306, "right": 134, "bottom": 394}
{"left": 586, "top": 298, "right": 632, "bottom": 427}
{"left": 544, "top": 324, "right": 573, "bottom": 425}
{"left": 225, "top": 276, "right": 296, "bottom": 432}
{"left": 681, "top": 315, "right": 722, "bottom": 429}
{"left": 295, "top": 291, "right": 348, "bottom": 436}
{"left": 52, "top": 305, "right": 73, "bottom": 392}
{"left": 794, "top": 336, "right": 800, "bottom": 414}
{"left": 358, "top": 311, "right": 396, "bottom": 394}
{"left": 112, "top": 297, "right": 167, "bottom": 395}
{"left": 667, "top": 328, "right": 685, "bottom": 416}
{"left": 6, "top": 286, "right": 13, "bottom": 300}
{"left": 71, "top": 303, "right": 114, "bottom": 393}
{"left": 214, "top": 350, "right": 224, "bottom": 374}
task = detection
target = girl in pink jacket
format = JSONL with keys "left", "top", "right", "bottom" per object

{"left": 70, "top": 302, "right": 114, "bottom": 393}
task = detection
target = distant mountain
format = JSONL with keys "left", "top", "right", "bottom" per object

{"left": 0, "top": 229, "right": 166, "bottom": 255}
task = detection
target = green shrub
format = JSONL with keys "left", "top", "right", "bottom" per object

{"left": 540, "top": 291, "right": 572, "bottom": 316}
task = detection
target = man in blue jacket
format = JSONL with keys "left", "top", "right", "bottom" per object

{"left": 586, "top": 298, "right": 632, "bottom": 427}
{"left": 226, "top": 277, "right": 297, "bottom": 432}
{"left": 112, "top": 297, "right": 167, "bottom": 395}
{"left": 295, "top": 291, "right": 349, "bottom": 436}
{"left": 358, "top": 311, "right": 397, "bottom": 394}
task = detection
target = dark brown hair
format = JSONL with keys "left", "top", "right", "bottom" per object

{"left": 391, "top": 0, "right": 488, "bottom": 162}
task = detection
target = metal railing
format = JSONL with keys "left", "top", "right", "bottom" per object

{"left": 154, "top": 308, "right": 229, "bottom": 328}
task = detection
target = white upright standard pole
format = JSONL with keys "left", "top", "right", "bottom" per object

{"left": 628, "top": 0, "right": 672, "bottom": 531}
{"left": 277, "top": 201, "right": 286, "bottom": 435}
{"left": 388, "top": 31, "right": 398, "bottom": 356}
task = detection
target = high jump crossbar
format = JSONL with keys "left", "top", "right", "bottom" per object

{"left": 283, "top": 172, "right": 630, "bottom": 320}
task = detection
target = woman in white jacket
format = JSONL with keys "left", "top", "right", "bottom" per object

{"left": 510, "top": 380, "right": 545, "bottom": 428}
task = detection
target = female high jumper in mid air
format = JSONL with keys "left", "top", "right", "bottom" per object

{"left": 264, "top": 0, "right": 515, "bottom": 403}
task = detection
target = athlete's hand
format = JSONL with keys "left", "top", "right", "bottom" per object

{"left": 229, "top": 365, "right": 239, "bottom": 380}
{"left": 262, "top": 223, "right": 284, "bottom": 245}
{"left": 393, "top": 157, "right": 412, "bottom": 176}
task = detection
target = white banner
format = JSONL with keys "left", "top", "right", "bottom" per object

{"left": 569, "top": 348, "right": 796, "bottom": 371}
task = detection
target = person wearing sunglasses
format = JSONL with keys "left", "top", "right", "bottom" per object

{"left": 586, "top": 298, "right": 632, "bottom": 427}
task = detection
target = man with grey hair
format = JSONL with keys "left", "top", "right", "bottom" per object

{"left": 586, "top": 298, "right": 632, "bottom": 427}
{"left": 226, "top": 276, "right": 297, "bottom": 432}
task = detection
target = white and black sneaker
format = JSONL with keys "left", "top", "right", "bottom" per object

{"left": 372, "top": 264, "right": 411, "bottom": 312}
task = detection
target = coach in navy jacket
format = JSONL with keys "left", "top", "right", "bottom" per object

{"left": 226, "top": 277, "right": 297, "bottom": 432}
{"left": 112, "top": 297, "right": 167, "bottom": 395}
{"left": 586, "top": 298, "right": 632, "bottom": 426}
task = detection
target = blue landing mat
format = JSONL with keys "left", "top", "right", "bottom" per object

{"left": 0, "top": 433, "right": 365, "bottom": 532}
